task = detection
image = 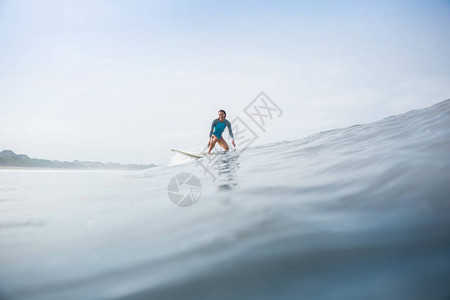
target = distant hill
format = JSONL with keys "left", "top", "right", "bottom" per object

{"left": 0, "top": 150, "right": 156, "bottom": 170}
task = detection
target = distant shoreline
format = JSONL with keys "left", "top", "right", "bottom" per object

{"left": 0, "top": 150, "right": 156, "bottom": 170}
{"left": 0, "top": 166, "right": 134, "bottom": 171}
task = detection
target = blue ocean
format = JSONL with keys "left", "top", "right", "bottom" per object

{"left": 1, "top": 99, "right": 449, "bottom": 299}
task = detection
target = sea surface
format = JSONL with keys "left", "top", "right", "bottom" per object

{"left": 1, "top": 100, "right": 450, "bottom": 300}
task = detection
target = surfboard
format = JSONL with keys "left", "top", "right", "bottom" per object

{"left": 170, "top": 149, "right": 204, "bottom": 159}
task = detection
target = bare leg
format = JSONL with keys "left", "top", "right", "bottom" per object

{"left": 217, "top": 137, "right": 229, "bottom": 151}
{"left": 208, "top": 135, "right": 218, "bottom": 154}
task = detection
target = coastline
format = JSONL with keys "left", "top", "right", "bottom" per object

{"left": 0, "top": 166, "right": 129, "bottom": 171}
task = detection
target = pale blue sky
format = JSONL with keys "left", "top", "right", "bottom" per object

{"left": 1, "top": 0, "right": 449, "bottom": 164}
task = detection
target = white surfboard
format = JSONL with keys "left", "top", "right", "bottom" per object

{"left": 170, "top": 149, "right": 204, "bottom": 159}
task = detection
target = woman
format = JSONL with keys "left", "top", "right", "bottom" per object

{"left": 207, "top": 110, "right": 236, "bottom": 154}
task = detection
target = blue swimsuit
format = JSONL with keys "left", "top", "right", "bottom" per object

{"left": 209, "top": 119, "right": 234, "bottom": 140}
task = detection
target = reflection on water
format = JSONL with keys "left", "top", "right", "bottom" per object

{"left": 212, "top": 151, "right": 240, "bottom": 191}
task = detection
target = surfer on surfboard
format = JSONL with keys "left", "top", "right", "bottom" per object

{"left": 207, "top": 110, "right": 236, "bottom": 154}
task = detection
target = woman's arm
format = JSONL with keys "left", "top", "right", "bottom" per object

{"left": 226, "top": 120, "right": 236, "bottom": 147}
{"left": 209, "top": 119, "right": 217, "bottom": 138}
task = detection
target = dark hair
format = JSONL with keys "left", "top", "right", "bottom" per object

{"left": 218, "top": 109, "right": 226, "bottom": 116}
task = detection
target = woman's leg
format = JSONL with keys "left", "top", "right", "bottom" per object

{"left": 217, "top": 137, "right": 229, "bottom": 151}
{"left": 208, "top": 135, "right": 218, "bottom": 154}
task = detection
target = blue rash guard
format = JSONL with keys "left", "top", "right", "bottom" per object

{"left": 209, "top": 118, "right": 234, "bottom": 141}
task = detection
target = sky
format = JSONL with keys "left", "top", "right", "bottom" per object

{"left": 1, "top": 0, "right": 449, "bottom": 165}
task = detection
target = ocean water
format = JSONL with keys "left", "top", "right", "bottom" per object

{"left": 1, "top": 100, "right": 450, "bottom": 300}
